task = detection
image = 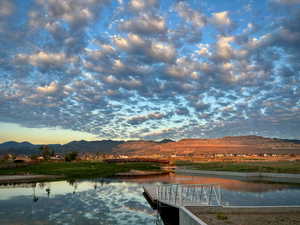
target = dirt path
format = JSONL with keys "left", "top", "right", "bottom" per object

{"left": 187, "top": 206, "right": 300, "bottom": 225}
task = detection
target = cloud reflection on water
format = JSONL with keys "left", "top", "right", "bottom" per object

{"left": 0, "top": 174, "right": 300, "bottom": 224}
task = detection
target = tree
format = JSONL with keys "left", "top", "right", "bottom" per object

{"left": 64, "top": 152, "right": 78, "bottom": 162}
{"left": 39, "top": 145, "right": 54, "bottom": 160}
{"left": 30, "top": 154, "right": 38, "bottom": 160}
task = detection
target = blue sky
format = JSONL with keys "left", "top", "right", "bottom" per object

{"left": 0, "top": 0, "right": 300, "bottom": 144}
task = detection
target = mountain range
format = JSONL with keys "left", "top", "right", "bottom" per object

{"left": 1, "top": 136, "right": 300, "bottom": 156}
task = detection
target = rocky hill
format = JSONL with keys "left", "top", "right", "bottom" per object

{"left": 113, "top": 136, "right": 300, "bottom": 156}
{"left": 0, "top": 136, "right": 300, "bottom": 156}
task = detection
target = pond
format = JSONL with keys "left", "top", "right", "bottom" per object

{"left": 1, "top": 173, "right": 300, "bottom": 225}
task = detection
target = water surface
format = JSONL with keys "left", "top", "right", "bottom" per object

{"left": 1, "top": 174, "right": 300, "bottom": 224}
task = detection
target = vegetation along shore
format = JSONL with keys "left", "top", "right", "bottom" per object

{"left": 0, "top": 161, "right": 161, "bottom": 183}
{"left": 176, "top": 161, "right": 300, "bottom": 174}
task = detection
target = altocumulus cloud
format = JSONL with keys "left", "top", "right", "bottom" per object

{"left": 0, "top": 0, "right": 300, "bottom": 140}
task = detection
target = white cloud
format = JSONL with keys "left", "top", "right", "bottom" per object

{"left": 148, "top": 42, "right": 176, "bottom": 62}
{"left": 129, "top": 0, "right": 157, "bottom": 11}
{"left": 128, "top": 112, "right": 167, "bottom": 125}
{"left": 246, "top": 33, "right": 273, "bottom": 50}
{"left": 165, "top": 57, "right": 200, "bottom": 79}
{"left": 127, "top": 33, "right": 146, "bottom": 46}
{"left": 104, "top": 75, "right": 142, "bottom": 88}
{"left": 36, "top": 81, "right": 58, "bottom": 94}
{"left": 16, "top": 51, "right": 76, "bottom": 69}
{"left": 209, "top": 11, "right": 232, "bottom": 28}
{"left": 196, "top": 43, "right": 211, "bottom": 57}
{"left": 215, "top": 36, "right": 235, "bottom": 60}
{"left": 119, "top": 14, "right": 166, "bottom": 34}
{"left": 113, "top": 33, "right": 147, "bottom": 53}
{"left": 113, "top": 36, "right": 132, "bottom": 51}
{"left": 36, "top": 0, "right": 108, "bottom": 29}
{"left": 175, "top": 2, "right": 206, "bottom": 28}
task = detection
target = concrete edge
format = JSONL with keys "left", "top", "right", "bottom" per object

{"left": 180, "top": 206, "right": 208, "bottom": 225}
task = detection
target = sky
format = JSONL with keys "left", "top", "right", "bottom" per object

{"left": 0, "top": 0, "right": 300, "bottom": 144}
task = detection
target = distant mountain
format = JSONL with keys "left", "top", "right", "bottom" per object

{"left": 0, "top": 141, "right": 38, "bottom": 155}
{"left": 62, "top": 140, "right": 125, "bottom": 153}
{"left": 159, "top": 139, "right": 175, "bottom": 143}
{"left": 1, "top": 136, "right": 300, "bottom": 156}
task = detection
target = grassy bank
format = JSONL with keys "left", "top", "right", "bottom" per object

{"left": 0, "top": 161, "right": 161, "bottom": 179}
{"left": 176, "top": 161, "right": 300, "bottom": 174}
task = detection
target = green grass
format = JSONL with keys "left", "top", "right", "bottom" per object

{"left": 176, "top": 161, "right": 300, "bottom": 174}
{"left": 0, "top": 161, "right": 161, "bottom": 179}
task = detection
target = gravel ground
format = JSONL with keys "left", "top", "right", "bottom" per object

{"left": 187, "top": 206, "right": 300, "bottom": 225}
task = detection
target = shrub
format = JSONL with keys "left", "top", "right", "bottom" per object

{"left": 216, "top": 212, "right": 228, "bottom": 220}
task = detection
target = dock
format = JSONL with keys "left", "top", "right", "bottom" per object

{"left": 143, "top": 183, "right": 221, "bottom": 225}
{"left": 143, "top": 184, "right": 159, "bottom": 208}
{"left": 143, "top": 184, "right": 300, "bottom": 225}
{"left": 143, "top": 183, "right": 221, "bottom": 208}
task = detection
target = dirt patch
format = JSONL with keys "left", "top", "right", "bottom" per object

{"left": 187, "top": 206, "right": 300, "bottom": 225}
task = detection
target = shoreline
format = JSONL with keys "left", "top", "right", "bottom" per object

{"left": 176, "top": 168, "right": 300, "bottom": 183}
{"left": 0, "top": 170, "right": 167, "bottom": 184}
{"left": 115, "top": 170, "right": 170, "bottom": 177}
{"left": 0, "top": 175, "right": 64, "bottom": 184}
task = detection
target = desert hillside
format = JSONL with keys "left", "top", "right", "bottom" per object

{"left": 113, "top": 136, "right": 300, "bottom": 156}
{"left": 1, "top": 136, "right": 300, "bottom": 156}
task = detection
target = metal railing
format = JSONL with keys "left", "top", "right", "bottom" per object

{"left": 156, "top": 183, "right": 221, "bottom": 207}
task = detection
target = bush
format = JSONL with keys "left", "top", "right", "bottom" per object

{"left": 216, "top": 212, "right": 228, "bottom": 220}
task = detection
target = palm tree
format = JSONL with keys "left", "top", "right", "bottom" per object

{"left": 32, "top": 183, "right": 39, "bottom": 202}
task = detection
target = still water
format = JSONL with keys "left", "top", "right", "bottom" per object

{"left": 1, "top": 174, "right": 300, "bottom": 225}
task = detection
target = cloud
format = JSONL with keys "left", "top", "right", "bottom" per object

{"left": 127, "top": 112, "right": 169, "bottom": 125}
{"left": 1, "top": 0, "right": 300, "bottom": 141}
{"left": 0, "top": 0, "right": 15, "bottom": 17}
{"left": 36, "top": 81, "right": 58, "bottom": 94}
{"left": 175, "top": 2, "right": 206, "bottom": 28}
{"left": 113, "top": 34, "right": 176, "bottom": 62}
{"left": 36, "top": 0, "right": 110, "bottom": 30}
{"left": 119, "top": 14, "right": 166, "bottom": 34}
{"left": 270, "top": 0, "right": 300, "bottom": 5}
{"left": 140, "top": 127, "right": 178, "bottom": 140}
{"left": 148, "top": 42, "right": 176, "bottom": 62}
{"left": 16, "top": 52, "right": 76, "bottom": 70}
{"left": 128, "top": 0, "right": 157, "bottom": 11}
{"left": 165, "top": 57, "right": 200, "bottom": 79}
{"left": 113, "top": 33, "right": 146, "bottom": 52}
{"left": 104, "top": 75, "right": 142, "bottom": 89}
{"left": 209, "top": 11, "right": 232, "bottom": 29}
{"left": 214, "top": 36, "right": 235, "bottom": 60}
